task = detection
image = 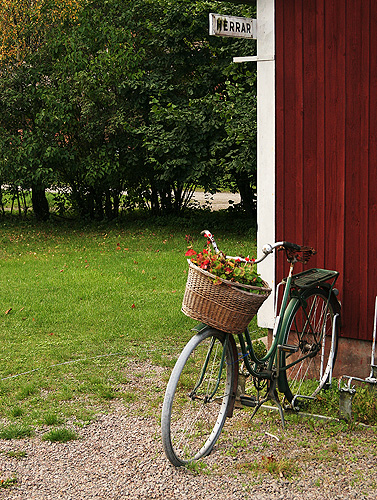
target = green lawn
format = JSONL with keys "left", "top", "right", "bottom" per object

{"left": 0, "top": 213, "right": 375, "bottom": 435}
{"left": 0, "top": 213, "right": 260, "bottom": 431}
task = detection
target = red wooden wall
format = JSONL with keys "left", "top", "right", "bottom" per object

{"left": 275, "top": 0, "right": 377, "bottom": 341}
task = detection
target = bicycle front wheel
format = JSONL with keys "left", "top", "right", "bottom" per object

{"left": 280, "top": 287, "right": 340, "bottom": 404}
{"left": 161, "top": 328, "right": 236, "bottom": 466}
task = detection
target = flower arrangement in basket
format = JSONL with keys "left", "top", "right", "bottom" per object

{"left": 181, "top": 232, "right": 271, "bottom": 335}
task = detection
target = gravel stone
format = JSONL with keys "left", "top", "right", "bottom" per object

{"left": 0, "top": 363, "right": 376, "bottom": 499}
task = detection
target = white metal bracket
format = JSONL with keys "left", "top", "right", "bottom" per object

{"left": 233, "top": 55, "right": 275, "bottom": 63}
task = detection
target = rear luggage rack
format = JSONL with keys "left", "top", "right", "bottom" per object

{"left": 288, "top": 268, "right": 339, "bottom": 289}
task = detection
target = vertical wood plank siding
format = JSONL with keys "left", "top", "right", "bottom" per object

{"left": 275, "top": 0, "right": 377, "bottom": 340}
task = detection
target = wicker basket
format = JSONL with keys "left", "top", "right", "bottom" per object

{"left": 182, "top": 260, "right": 271, "bottom": 335}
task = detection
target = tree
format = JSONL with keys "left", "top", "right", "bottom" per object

{"left": 0, "top": 0, "right": 82, "bottom": 220}
{"left": 126, "top": 0, "right": 257, "bottom": 214}
{"left": 0, "top": 0, "right": 258, "bottom": 219}
{"left": 216, "top": 71, "right": 258, "bottom": 215}
{"left": 36, "top": 0, "right": 145, "bottom": 219}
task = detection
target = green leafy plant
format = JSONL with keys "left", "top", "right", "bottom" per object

{"left": 252, "top": 339, "right": 268, "bottom": 360}
{"left": 185, "top": 234, "right": 264, "bottom": 288}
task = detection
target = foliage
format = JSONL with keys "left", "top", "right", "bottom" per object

{"left": 0, "top": 0, "right": 81, "bottom": 64}
{"left": 0, "top": 0, "right": 83, "bottom": 220}
{"left": 306, "top": 381, "right": 377, "bottom": 427}
{"left": 348, "top": 386, "right": 377, "bottom": 425}
{"left": 0, "top": 0, "right": 257, "bottom": 220}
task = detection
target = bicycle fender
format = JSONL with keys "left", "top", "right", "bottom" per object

{"left": 191, "top": 323, "right": 211, "bottom": 334}
{"left": 304, "top": 285, "right": 342, "bottom": 317}
{"left": 227, "top": 334, "right": 239, "bottom": 419}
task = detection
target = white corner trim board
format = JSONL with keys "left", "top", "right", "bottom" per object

{"left": 256, "top": 0, "right": 275, "bottom": 329}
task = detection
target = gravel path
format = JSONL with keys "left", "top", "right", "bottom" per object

{"left": 0, "top": 362, "right": 376, "bottom": 499}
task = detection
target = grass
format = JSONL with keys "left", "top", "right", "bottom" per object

{"left": 239, "top": 454, "right": 301, "bottom": 480}
{"left": 218, "top": 407, "right": 377, "bottom": 491}
{"left": 2, "top": 450, "right": 27, "bottom": 459}
{"left": 41, "top": 428, "right": 78, "bottom": 443}
{"left": 287, "top": 379, "right": 377, "bottom": 426}
{"left": 0, "top": 210, "right": 376, "bottom": 443}
{"left": 0, "top": 211, "right": 259, "bottom": 431}
{"left": 0, "top": 477, "right": 17, "bottom": 489}
{"left": 0, "top": 425, "right": 34, "bottom": 440}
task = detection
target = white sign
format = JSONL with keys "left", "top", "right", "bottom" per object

{"left": 209, "top": 13, "right": 256, "bottom": 39}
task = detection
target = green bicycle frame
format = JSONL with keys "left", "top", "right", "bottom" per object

{"left": 236, "top": 265, "right": 295, "bottom": 379}
{"left": 236, "top": 265, "right": 338, "bottom": 382}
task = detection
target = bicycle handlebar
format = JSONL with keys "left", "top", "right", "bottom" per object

{"left": 256, "top": 241, "right": 284, "bottom": 263}
{"left": 201, "top": 230, "right": 315, "bottom": 264}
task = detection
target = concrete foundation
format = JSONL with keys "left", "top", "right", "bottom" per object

{"left": 334, "top": 337, "right": 374, "bottom": 379}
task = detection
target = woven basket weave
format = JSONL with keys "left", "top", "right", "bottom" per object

{"left": 182, "top": 260, "right": 271, "bottom": 335}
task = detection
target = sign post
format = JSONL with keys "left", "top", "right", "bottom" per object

{"left": 209, "top": 13, "right": 256, "bottom": 39}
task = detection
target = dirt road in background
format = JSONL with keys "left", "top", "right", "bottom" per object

{"left": 191, "top": 191, "right": 241, "bottom": 211}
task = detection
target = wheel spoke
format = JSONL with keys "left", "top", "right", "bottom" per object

{"left": 282, "top": 289, "right": 339, "bottom": 404}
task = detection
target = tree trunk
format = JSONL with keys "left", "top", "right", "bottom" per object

{"left": 234, "top": 172, "right": 256, "bottom": 217}
{"left": 31, "top": 186, "right": 50, "bottom": 221}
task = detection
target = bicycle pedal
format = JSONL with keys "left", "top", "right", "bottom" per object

{"left": 240, "top": 395, "right": 257, "bottom": 408}
{"left": 279, "top": 344, "right": 299, "bottom": 353}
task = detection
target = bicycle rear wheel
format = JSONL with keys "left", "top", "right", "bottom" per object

{"left": 280, "top": 287, "right": 340, "bottom": 404}
{"left": 161, "top": 328, "right": 236, "bottom": 466}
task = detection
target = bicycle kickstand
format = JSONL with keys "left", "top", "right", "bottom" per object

{"left": 249, "top": 377, "right": 285, "bottom": 429}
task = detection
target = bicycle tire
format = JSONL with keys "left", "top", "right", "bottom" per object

{"left": 280, "top": 287, "right": 340, "bottom": 404}
{"left": 161, "top": 328, "right": 236, "bottom": 466}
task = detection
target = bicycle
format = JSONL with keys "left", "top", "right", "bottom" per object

{"left": 161, "top": 231, "right": 341, "bottom": 467}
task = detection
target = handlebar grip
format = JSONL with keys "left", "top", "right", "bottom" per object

{"left": 282, "top": 241, "right": 302, "bottom": 252}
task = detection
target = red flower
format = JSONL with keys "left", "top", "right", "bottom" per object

{"left": 200, "top": 259, "right": 210, "bottom": 269}
{"left": 185, "top": 249, "right": 197, "bottom": 256}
